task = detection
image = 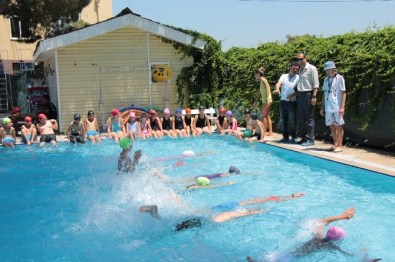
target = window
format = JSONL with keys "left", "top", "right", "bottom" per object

{"left": 10, "top": 17, "right": 30, "bottom": 39}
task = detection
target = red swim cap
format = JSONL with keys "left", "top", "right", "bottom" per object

{"left": 185, "top": 108, "right": 191, "bottom": 113}
{"left": 111, "top": 109, "right": 119, "bottom": 116}
{"left": 149, "top": 109, "right": 156, "bottom": 115}
{"left": 24, "top": 116, "right": 32, "bottom": 123}
{"left": 38, "top": 113, "right": 46, "bottom": 120}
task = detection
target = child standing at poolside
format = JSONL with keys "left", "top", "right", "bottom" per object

{"left": 21, "top": 116, "right": 37, "bottom": 145}
{"left": 0, "top": 117, "right": 16, "bottom": 147}
{"left": 83, "top": 111, "right": 101, "bottom": 143}
{"left": 320, "top": 61, "right": 346, "bottom": 153}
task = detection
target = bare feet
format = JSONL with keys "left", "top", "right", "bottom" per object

{"left": 333, "top": 147, "right": 343, "bottom": 153}
{"left": 139, "top": 205, "right": 160, "bottom": 219}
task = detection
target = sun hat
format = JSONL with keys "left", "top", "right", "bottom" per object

{"left": 225, "top": 110, "right": 232, "bottom": 117}
{"left": 175, "top": 108, "right": 182, "bottom": 114}
{"left": 323, "top": 61, "right": 336, "bottom": 71}
{"left": 119, "top": 137, "right": 133, "bottom": 149}
{"left": 163, "top": 108, "right": 170, "bottom": 114}
{"left": 129, "top": 112, "right": 136, "bottom": 118}
{"left": 38, "top": 113, "right": 46, "bottom": 120}
{"left": 74, "top": 113, "right": 81, "bottom": 120}
{"left": 24, "top": 116, "right": 32, "bottom": 123}
{"left": 196, "top": 177, "right": 211, "bottom": 186}
{"left": 325, "top": 226, "right": 346, "bottom": 241}
{"left": 111, "top": 109, "right": 119, "bottom": 116}
{"left": 2, "top": 117, "right": 11, "bottom": 125}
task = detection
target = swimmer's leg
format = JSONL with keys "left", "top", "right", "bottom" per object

{"left": 211, "top": 209, "right": 268, "bottom": 223}
{"left": 139, "top": 205, "right": 161, "bottom": 219}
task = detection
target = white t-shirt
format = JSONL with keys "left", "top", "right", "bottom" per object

{"left": 278, "top": 73, "right": 299, "bottom": 101}
{"left": 323, "top": 74, "right": 346, "bottom": 113}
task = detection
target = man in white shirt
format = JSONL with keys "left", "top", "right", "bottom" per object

{"left": 296, "top": 53, "right": 319, "bottom": 146}
{"left": 275, "top": 61, "right": 299, "bottom": 143}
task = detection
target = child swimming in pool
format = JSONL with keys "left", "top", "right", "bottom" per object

{"left": 247, "top": 208, "right": 378, "bottom": 261}
{"left": 117, "top": 138, "right": 142, "bottom": 174}
{"left": 139, "top": 193, "right": 305, "bottom": 227}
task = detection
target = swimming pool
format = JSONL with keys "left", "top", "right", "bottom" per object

{"left": 1, "top": 136, "right": 394, "bottom": 261}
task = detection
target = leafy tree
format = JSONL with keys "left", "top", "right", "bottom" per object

{"left": 0, "top": 0, "right": 91, "bottom": 41}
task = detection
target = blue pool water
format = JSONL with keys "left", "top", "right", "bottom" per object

{"left": 1, "top": 136, "right": 394, "bottom": 261}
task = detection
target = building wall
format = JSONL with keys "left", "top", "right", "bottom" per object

{"left": 53, "top": 26, "right": 193, "bottom": 132}
{"left": 0, "top": 0, "right": 112, "bottom": 75}
{"left": 0, "top": 16, "right": 34, "bottom": 74}
{"left": 80, "top": 0, "right": 112, "bottom": 24}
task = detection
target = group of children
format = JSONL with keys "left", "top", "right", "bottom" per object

{"left": 0, "top": 113, "right": 58, "bottom": 147}
{"left": 106, "top": 106, "right": 213, "bottom": 142}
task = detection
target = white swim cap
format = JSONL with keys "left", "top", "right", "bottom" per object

{"left": 182, "top": 150, "right": 195, "bottom": 157}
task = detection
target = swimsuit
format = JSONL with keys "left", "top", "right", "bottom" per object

{"left": 21, "top": 134, "right": 32, "bottom": 143}
{"left": 2, "top": 137, "right": 15, "bottom": 144}
{"left": 185, "top": 116, "right": 192, "bottom": 127}
{"left": 111, "top": 118, "right": 122, "bottom": 132}
{"left": 196, "top": 115, "right": 207, "bottom": 128}
{"left": 86, "top": 130, "right": 98, "bottom": 137}
{"left": 218, "top": 115, "right": 225, "bottom": 127}
{"left": 174, "top": 116, "right": 184, "bottom": 130}
{"left": 162, "top": 118, "right": 172, "bottom": 131}
{"left": 201, "top": 173, "right": 222, "bottom": 179}
{"left": 150, "top": 119, "right": 160, "bottom": 131}
{"left": 40, "top": 134, "right": 56, "bottom": 143}
{"left": 129, "top": 122, "right": 138, "bottom": 132}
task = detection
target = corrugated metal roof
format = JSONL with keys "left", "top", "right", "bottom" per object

{"left": 34, "top": 12, "right": 206, "bottom": 62}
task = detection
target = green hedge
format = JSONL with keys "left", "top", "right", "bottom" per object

{"left": 170, "top": 26, "right": 395, "bottom": 130}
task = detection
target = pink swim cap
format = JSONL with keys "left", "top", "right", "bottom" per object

{"left": 129, "top": 112, "right": 136, "bottom": 118}
{"left": 163, "top": 108, "right": 170, "bottom": 114}
{"left": 325, "top": 226, "right": 346, "bottom": 241}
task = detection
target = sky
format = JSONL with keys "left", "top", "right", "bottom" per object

{"left": 112, "top": 0, "right": 395, "bottom": 50}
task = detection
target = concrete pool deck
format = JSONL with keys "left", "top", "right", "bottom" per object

{"left": 9, "top": 132, "right": 395, "bottom": 177}
{"left": 263, "top": 133, "right": 395, "bottom": 177}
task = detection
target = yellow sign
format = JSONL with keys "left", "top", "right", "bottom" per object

{"left": 151, "top": 64, "right": 172, "bottom": 82}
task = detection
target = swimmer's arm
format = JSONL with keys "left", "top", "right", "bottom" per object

{"left": 187, "top": 181, "right": 235, "bottom": 189}
{"left": 315, "top": 208, "right": 356, "bottom": 236}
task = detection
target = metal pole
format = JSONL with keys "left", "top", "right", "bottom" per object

{"left": 146, "top": 32, "right": 152, "bottom": 107}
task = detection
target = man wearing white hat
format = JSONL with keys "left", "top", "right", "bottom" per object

{"left": 320, "top": 61, "right": 346, "bottom": 153}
